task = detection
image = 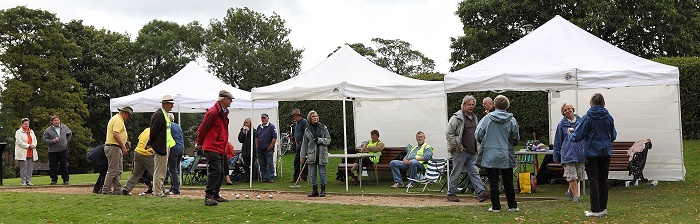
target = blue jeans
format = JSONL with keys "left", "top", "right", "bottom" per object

{"left": 308, "top": 164, "right": 326, "bottom": 186}
{"left": 166, "top": 148, "right": 183, "bottom": 193}
{"left": 447, "top": 151, "right": 486, "bottom": 195}
{"left": 390, "top": 159, "right": 423, "bottom": 184}
{"left": 257, "top": 148, "right": 275, "bottom": 181}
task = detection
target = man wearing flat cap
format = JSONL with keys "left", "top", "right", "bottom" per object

{"left": 197, "top": 90, "right": 234, "bottom": 206}
{"left": 290, "top": 108, "right": 308, "bottom": 183}
{"left": 256, "top": 113, "right": 277, "bottom": 183}
{"left": 102, "top": 106, "right": 132, "bottom": 194}
{"left": 148, "top": 95, "right": 176, "bottom": 197}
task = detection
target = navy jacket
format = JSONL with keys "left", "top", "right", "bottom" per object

{"left": 569, "top": 105, "right": 617, "bottom": 158}
{"left": 87, "top": 144, "right": 108, "bottom": 172}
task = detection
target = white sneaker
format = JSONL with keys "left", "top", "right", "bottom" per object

{"left": 508, "top": 208, "right": 520, "bottom": 212}
{"left": 390, "top": 182, "right": 404, "bottom": 188}
{"left": 601, "top": 209, "right": 608, "bottom": 216}
{"left": 585, "top": 211, "right": 604, "bottom": 217}
{"left": 488, "top": 207, "right": 501, "bottom": 213}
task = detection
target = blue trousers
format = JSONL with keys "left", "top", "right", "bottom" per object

{"left": 390, "top": 160, "right": 423, "bottom": 184}
{"left": 308, "top": 164, "right": 326, "bottom": 186}
{"left": 257, "top": 149, "right": 275, "bottom": 181}
{"left": 166, "top": 148, "right": 183, "bottom": 193}
{"left": 448, "top": 151, "right": 486, "bottom": 195}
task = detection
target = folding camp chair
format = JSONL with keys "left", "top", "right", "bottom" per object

{"left": 407, "top": 159, "right": 447, "bottom": 193}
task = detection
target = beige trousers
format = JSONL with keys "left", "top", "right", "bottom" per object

{"left": 152, "top": 148, "right": 170, "bottom": 196}
{"left": 102, "top": 145, "right": 123, "bottom": 194}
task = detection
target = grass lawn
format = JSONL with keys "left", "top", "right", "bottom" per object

{"left": 1, "top": 141, "right": 699, "bottom": 223}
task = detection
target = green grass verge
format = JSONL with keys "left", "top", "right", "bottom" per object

{"left": 1, "top": 141, "right": 699, "bottom": 223}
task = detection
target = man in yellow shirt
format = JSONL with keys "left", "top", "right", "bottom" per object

{"left": 121, "top": 128, "right": 154, "bottom": 195}
{"left": 102, "top": 106, "right": 132, "bottom": 194}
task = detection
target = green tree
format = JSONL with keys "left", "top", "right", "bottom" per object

{"left": 132, "top": 20, "right": 205, "bottom": 91}
{"left": 0, "top": 7, "right": 91, "bottom": 168}
{"left": 62, "top": 20, "right": 137, "bottom": 146}
{"left": 450, "top": 0, "right": 700, "bottom": 71}
{"left": 371, "top": 38, "right": 435, "bottom": 76}
{"left": 331, "top": 39, "right": 435, "bottom": 76}
{"left": 205, "top": 7, "right": 303, "bottom": 91}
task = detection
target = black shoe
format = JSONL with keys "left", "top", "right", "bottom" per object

{"left": 319, "top": 185, "right": 326, "bottom": 197}
{"left": 205, "top": 197, "right": 218, "bottom": 206}
{"left": 121, "top": 190, "right": 131, "bottom": 196}
{"left": 308, "top": 185, "right": 319, "bottom": 197}
{"left": 63, "top": 182, "right": 70, "bottom": 185}
{"left": 215, "top": 197, "right": 229, "bottom": 202}
{"left": 50, "top": 182, "right": 57, "bottom": 185}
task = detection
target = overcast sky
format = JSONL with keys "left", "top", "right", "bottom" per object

{"left": 1, "top": 0, "right": 464, "bottom": 74}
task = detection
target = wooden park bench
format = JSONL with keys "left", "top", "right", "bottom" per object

{"left": 337, "top": 147, "right": 405, "bottom": 185}
{"left": 547, "top": 141, "right": 653, "bottom": 182}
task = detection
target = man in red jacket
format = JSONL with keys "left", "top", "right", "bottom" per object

{"left": 196, "top": 90, "right": 234, "bottom": 206}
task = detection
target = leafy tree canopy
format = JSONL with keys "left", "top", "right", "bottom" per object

{"left": 450, "top": 0, "right": 700, "bottom": 71}
{"left": 205, "top": 7, "right": 302, "bottom": 91}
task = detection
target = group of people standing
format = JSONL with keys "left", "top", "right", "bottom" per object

{"left": 14, "top": 116, "right": 73, "bottom": 186}
{"left": 96, "top": 94, "right": 185, "bottom": 198}
{"left": 13, "top": 89, "right": 617, "bottom": 215}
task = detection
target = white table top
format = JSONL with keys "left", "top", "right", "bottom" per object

{"left": 515, "top": 149, "right": 553, "bottom": 155}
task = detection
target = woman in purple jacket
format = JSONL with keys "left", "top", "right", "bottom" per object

{"left": 553, "top": 103, "right": 586, "bottom": 203}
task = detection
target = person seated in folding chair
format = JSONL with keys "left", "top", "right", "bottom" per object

{"left": 407, "top": 158, "right": 447, "bottom": 193}
{"left": 389, "top": 131, "right": 433, "bottom": 189}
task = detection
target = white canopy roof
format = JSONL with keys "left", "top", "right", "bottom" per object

{"left": 110, "top": 62, "right": 277, "bottom": 113}
{"left": 251, "top": 45, "right": 445, "bottom": 101}
{"left": 444, "top": 15, "right": 679, "bottom": 93}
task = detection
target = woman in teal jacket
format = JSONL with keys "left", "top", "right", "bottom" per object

{"left": 300, "top": 111, "right": 331, "bottom": 197}
{"left": 475, "top": 95, "right": 520, "bottom": 213}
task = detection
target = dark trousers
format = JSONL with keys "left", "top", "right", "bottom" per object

{"left": 49, "top": 151, "right": 70, "bottom": 183}
{"left": 241, "top": 156, "right": 256, "bottom": 181}
{"left": 93, "top": 168, "right": 107, "bottom": 193}
{"left": 204, "top": 151, "right": 226, "bottom": 199}
{"left": 293, "top": 146, "right": 308, "bottom": 181}
{"left": 585, "top": 157, "right": 610, "bottom": 213}
{"left": 486, "top": 168, "right": 517, "bottom": 210}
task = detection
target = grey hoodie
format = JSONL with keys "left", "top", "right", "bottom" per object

{"left": 43, "top": 124, "right": 72, "bottom": 152}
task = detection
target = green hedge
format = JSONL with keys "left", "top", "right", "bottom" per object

{"left": 278, "top": 101, "right": 355, "bottom": 151}
{"left": 447, "top": 91, "right": 550, "bottom": 146}
{"left": 654, "top": 57, "right": 700, "bottom": 139}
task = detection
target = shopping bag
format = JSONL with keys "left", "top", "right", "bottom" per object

{"left": 519, "top": 172, "right": 532, "bottom": 194}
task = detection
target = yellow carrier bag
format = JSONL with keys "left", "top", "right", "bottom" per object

{"left": 519, "top": 172, "right": 532, "bottom": 194}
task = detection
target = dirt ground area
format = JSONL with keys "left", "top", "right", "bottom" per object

{"left": 1, "top": 185, "right": 495, "bottom": 207}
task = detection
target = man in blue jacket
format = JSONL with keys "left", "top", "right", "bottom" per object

{"left": 569, "top": 93, "right": 617, "bottom": 218}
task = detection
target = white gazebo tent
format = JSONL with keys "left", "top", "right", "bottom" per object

{"left": 444, "top": 15, "right": 684, "bottom": 181}
{"left": 252, "top": 45, "right": 448, "bottom": 190}
{"left": 110, "top": 61, "right": 279, "bottom": 160}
